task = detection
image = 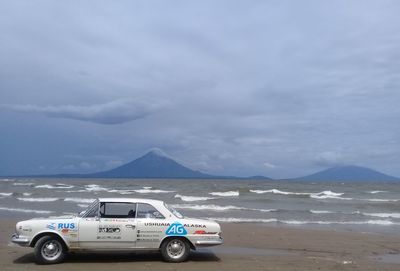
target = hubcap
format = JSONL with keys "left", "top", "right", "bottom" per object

{"left": 166, "top": 239, "right": 185, "bottom": 259}
{"left": 41, "top": 240, "right": 62, "bottom": 261}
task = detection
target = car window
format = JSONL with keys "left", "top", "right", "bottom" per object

{"left": 82, "top": 199, "right": 99, "bottom": 218}
{"left": 100, "top": 202, "right": 137, "bottom": 218}
{"left": 137, "top": 203, "right": 164, "bottom": 219}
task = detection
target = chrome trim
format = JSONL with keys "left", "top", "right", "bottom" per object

{"left": 194, "top": 240, "right": 223, "bottom": 246}
{"left": 11, "top": 233, "right": 30, "bottom": 246}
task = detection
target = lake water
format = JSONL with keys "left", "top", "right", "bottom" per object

{"left": 1, "top": 178, "right": 399, "bottom": 234}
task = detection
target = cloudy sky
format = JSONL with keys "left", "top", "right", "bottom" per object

{"left": 1, "top": 0, "right": 399, "bottom": 178}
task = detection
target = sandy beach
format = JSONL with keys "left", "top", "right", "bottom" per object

{"left": 0, "top": 219, "right": 399, "bottom": 271}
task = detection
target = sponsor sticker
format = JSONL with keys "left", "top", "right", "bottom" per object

{"left": 165, "top": 222, "right": 187, "bottom": 236}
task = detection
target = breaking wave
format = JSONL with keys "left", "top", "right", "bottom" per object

{"left": 209, "top": 191, "right": 239, "bottom": 197}
{"left": 64, "top": 198, "right": 96, "bottom": 204}
{"left": 368, "top": 191, "right": 387, "bottom": 194}
{"left": 249, "top": 189, "right": 352, "bottom": 200}
{"left": 206, "top": 217, "right": 400, "bottom": 226}
{"left": 174, "top": 194, "right": 215, "bottom": 202}
{"left": 0, "top": 206, "right": 53, "bottom": 214}
{"left": 362, "top": 213, "right": 400, "bottom": 219}
{"left": 133, "top": 187, "right": 175, "bottom": 194}
{"left": 84, "top": 184, "right": 109, "bottom": 192}
{"left": 35, "top": 184, "right": 74, "bottom": 189}
{"left": 171, "top": 204, "right": 276, "bottom": 213}
{"left": 17, "top": 197, "right": 59, "bottom": 202}
{"left": 13, "top": 182, "right": 35, "bottom": 186}
{"left": 0, "top": 192, "right": 13, "bottom": 197}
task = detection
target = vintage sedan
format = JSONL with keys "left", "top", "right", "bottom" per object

{"left": 11, "top": 198, "right": 223, "bottom": 264}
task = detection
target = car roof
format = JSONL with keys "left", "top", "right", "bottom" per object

{"left": 97, "top": 198, "right": 165, "bottom": 205}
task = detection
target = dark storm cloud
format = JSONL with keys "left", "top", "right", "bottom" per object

{"left": 0, "top": 0, "right": 399, "bottom": 177}
{"left": 1, "top": 99, "right": 164, "bottom": 124}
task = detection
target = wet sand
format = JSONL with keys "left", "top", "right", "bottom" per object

{"left": 1, "top": 219, "right": 400, "bottom": 271}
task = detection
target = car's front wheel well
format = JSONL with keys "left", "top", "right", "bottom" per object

{"left": 160, "top": 236, "right": 195, "bottom": 250}
{"left": 30, "top": 232, "right": 68, "bottom": 250}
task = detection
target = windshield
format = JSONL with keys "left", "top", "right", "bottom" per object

{"left": 164, "top": 203, "right": 184, "bottom": 219}
{"left": 78, "top": 199, "right": 99, "bottom": 217}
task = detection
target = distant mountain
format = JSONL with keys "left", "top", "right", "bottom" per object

{"left": 295, "top": 165, "right": 400, "bottom": 182}
{"left": 86, "top": 149, "right": 214, "bottom": 179}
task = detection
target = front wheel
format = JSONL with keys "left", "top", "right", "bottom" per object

{"left": 161, "top": 238, "right": 190, "bottom": 262}
{"left": 34, "top": 235, "right": 67, "bottom": 264}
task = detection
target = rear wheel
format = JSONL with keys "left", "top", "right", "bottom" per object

{"left": 34, "top": 235, "right": 66, "bottom": 264}
{"left": 161, "top": 238, "right": 190, "bottom": 262}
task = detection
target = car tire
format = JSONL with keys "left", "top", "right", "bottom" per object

{"left": 161, "top": 238, "right": 190, "bottom": 263}
{"left": 34, "top": 235, "right": 67, "bottom": 264}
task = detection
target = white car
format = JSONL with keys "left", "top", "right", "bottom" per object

{"left": 11, "top": 198, "right": 223, "bottom": 264}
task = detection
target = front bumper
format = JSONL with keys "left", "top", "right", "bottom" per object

{"left": 11, "top": 233, "right": 30, "bottom": 246}
{"left": 194, "top": 239, "right": 223, "bottom": 247}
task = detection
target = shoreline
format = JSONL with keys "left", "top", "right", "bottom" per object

{"left": 1, "top": 219, "right": 400, "bottom": 270}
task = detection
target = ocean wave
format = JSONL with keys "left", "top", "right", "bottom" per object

{"left": 206, "top": 217, "right": 400, "bottom": 226}
{"left": 84, "top": 184, "right": 109, "bottom": 192}
{"left": 13, "top": 182, "right": 35, "bottom": 186}
{"left": 133, "top": 187, "right": 175, "bottom": 194}
{"left": 310, "top": 210, "right": 335, "bottom": 214}
{"left": 0, "top": 192, "right": 13, "bottom": 197}
{"left": 209, "top": 191, "right": 239, "bottom": 197}
{"left": 107, "top": 189, "right": 135, "bottom": 195}
{"left": 17, "top": 197, "right": 59, "bottom": 202}
{"left": 174, "top": 194, "right": 215, "bottom": 202}
{"left": 0, "top": 179, "right": 13, "bottom": 182}
{"left": 35, "top": 184, "right": 74, "bottom": 189}
{"left": 205, "top": 217, "right": 278, "bottom": 223}
{"left": 0, "top": 206, "right": 53, "bottom": 214}
{"left": 22, "top": 193, "right": 32, "bottom": 196}
{"left": 64, "top": 198, "right": 96, "bottom": 204}
{"left": 362, "top": 213, "right": 400, "bottom": 219}
{"left": 77, "top": 204, "right": 89, "bottom": 208}
{"left": 368, "top": 191, "right": 387, "bottom": 194}
{"left": 171, "top": 204, "right": 276, "bottom": 213}
{"left": 366, "top": 199, "right": 399, "bottom": 202}
{"left": 249, "top": 189, "right": 351, "bottom": 200}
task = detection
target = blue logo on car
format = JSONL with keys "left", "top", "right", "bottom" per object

{"left": 165, "top": 222, "right": 187, "bottom": 236}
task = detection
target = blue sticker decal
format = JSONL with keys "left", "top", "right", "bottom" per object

{"left": 46, "top": 223, "right": 56, "bottom": 230}
{"left": 166, "top": 222, "right": 187, "bottom": 236}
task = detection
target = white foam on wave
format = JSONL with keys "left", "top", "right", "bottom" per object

{"left": 209, "top": 191, "right": 239, "bottom": 197}
{"left": 249, "top": 189, "right": 351, "bottom": 200}
{"left": 0, "top": 192, "right": 13, "bottom": 196}
{"left": 23, "top": 193, "right": 32, "bottom": 196}
{"left": 13, "top": 182, "right": 35, "bottom": 186}
{"left": 205, "top": 217, "right": 278, "bottom": 223}
{"left": 206, "top": 217, "right": 400, "bottom": 226}
{"left": 133, "top": 187, "right": 175, "bottom": 194}
{"left": 35, "top": 184, "right": 74, "bottom": 189}
{"left": 0, "top": 179, "right": 13, "bottom": 182}
{"left": 368, "top": 191, "right": 387, "bottom": 194}
{"left": 366, "top": 198, "right": 398, "bottom": 202}
{"left": 174, "top": 194, "right": 215, "bottom": 202}
{"left": 172, "top": 204, "right": 276, "bottom": 213}
{"left": 84, "top": 184, "right": 109, "bottom": 192}
{"left": 310, "top": 210, "right": 335, "bottom": 214}
{"left": 0, "top": 206, "right": 53, "bottom": 214}
{"left": 77, "top": 204, "right": 89, "bottom": 208}
{"left": 17, "top": 197, "right": 59, "bottom": 202}
{"left": 64, "top": 198, "right": 96, "bottom": 204}
{"left": 362, "top": 213, "right": 400, "bottom": 219}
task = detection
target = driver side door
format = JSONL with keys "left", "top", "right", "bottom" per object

{"left": 78, "top": 202, "right": 138, "bottom": 249}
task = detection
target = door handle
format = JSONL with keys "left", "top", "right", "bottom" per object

{"left": 125, "top": 224, "right": 136, "bottom": 229}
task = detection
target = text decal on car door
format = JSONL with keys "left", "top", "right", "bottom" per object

{"left": 166, "top": 222, "right": 187, "bottom": 236}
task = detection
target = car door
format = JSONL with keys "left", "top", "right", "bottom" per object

{"left": 79, "top": 201, "right": 137, "bottom": 249}
{"left": 135, "top": 203, "right": 166, "bottom": 249}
